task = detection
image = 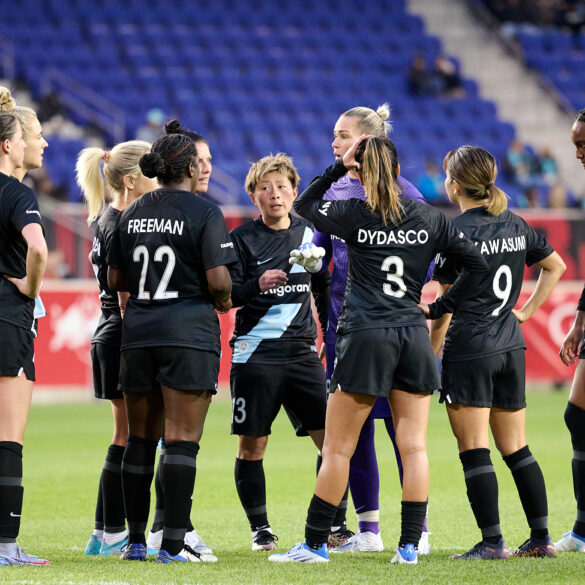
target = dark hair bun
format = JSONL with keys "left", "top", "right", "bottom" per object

{"left": 164, "top": 119, "right": 182, "bottom": 135}
{"left": 139, "top": 151, "right": 166, "bottom": 178}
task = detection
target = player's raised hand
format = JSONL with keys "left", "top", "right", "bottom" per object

{"left": 289, "top": 242, "right": 325, "bottom": 273}
{"left": 342, "top": 133, "right": 369, "bottom": 172}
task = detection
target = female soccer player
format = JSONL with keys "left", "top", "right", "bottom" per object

{"left": 556, "top": 108, "right": 585, "bottom": 552}
{"left": 430, "top": 145, "right": 565, "bottom": 559}
{"left": 229, "top": 154, "right": 330, "bottom": 551}
{"left": 309, "top": 103, "right": 431, "bottom": 553}
{"left": 0, "top": 108, "right": 49, "bottom": 566}
{"left": 107, "top": 132, "right": 236, "bottom": 563}
{"left": 270, "top": 135, "right": 487, "bottom": 565}
{"left": 146, "top": 120, "right": 216, "bottom": 557}
{"left": 76, "top": 140, "right": 157, "bottom": 556}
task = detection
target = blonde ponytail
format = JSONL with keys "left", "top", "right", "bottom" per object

{"left": 76, "top": 148, "right": 108, "bottom": 224}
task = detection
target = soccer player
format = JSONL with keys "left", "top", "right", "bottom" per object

{"left": 308, "top": 103, "right": 432, "bottom": 553}
{"left": 556, "top": 108, "right": 585, "bottom": 553}
{"left": 76, "top": 140, "right": 157, "bottom": 555}
{"left": 146, "top": 120, "right": 215, "bottom": 556}
{"left": 107, "top": 132, "right": 236, "bottom": 563}
{"left": 0, "top": 107, "right": 49, "bottom": 566}
{"left": 229, "top": 154, "right": 330, "bottom": 551}
{"left": 269, "top": 135, "right": 487, "bottom": 565}
{"left": 429, "top": 145, "right": 565, "bottom": 559}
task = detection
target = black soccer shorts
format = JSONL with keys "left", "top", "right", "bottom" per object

{"left": 91, "top": 341, "right": 123, "bottom": 400}
{"left": 230, "top": 355, "right": 326, "bottom": 437}
{"left": 0, "top": 321, "right": 35, "bottom": 381}
{"left": 441, "top": 349, "right": 526, "bottom": 409}
{"left": 330, "top": 325, "right": 440, "bottom": 396}
{"left": 119, "top": 346, "right": 219, "bottom": 393}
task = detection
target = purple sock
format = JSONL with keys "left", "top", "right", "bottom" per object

{"left": 359, "top": 520, "right": 380, "bottom": 534}
{"left": 349, "top": 417, "right": 379, "bottom": 521}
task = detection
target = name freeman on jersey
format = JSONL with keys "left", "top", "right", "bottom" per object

{"left": 357, "top": 228, "right": 429, "bottom": 246}
{"left": 261, "top": 283, "right": 311, "bottom": 297}
{"left": 127, "top": 218, "right": 184, "bottom": 235}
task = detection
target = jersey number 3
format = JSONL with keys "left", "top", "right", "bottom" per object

{"left": 133, "top": 245, "right": 178, "bottom": 300}
{"left": 381, "top": 256, "right": 407, "bottom": 298}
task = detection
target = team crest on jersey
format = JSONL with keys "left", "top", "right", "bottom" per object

{"left": 319, "top": 201, "right": 332, "bottom": 216}
{"left": 237, "top": 340, "right": 249, "bottom": 352}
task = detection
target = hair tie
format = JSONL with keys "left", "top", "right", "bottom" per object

{"left": 103, "top": 151, "right": 111, "bottom": 163}
{"left": 164, "top": 142, "right": 191, "bottom": 163}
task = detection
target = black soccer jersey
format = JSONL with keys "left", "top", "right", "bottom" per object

{"left": 294, "top": 161, "right": 488, "bottom": 333}
{"left": 90, "top": 206, "right": 122, "bottom": 345}
{"left": 433, "top": 207, "right": 554, "bottom": 362}
{"left": 0, "top": 172, "right": 43, "bottom": 330}
{"left": 229, "top": 215, "right": 329, "bottom": 364}
{"left": 108, "top": 188, "right": 237, "bottom": 352}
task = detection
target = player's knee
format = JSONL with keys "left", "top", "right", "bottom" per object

{"left": 565, "top": 402, "right": 585, "bottom": 449}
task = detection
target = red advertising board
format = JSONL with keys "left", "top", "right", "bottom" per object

{"left": 34, "top": 280, "right": 583, "bottom": 390}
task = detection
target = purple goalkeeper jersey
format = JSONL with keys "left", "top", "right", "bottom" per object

{"left": 312, "top": 174, "right": 431, "bottom": 346}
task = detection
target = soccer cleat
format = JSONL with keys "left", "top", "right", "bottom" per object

{"left": 268, "top": 541, "right": 329, "bottom": 563}
{"left": 0, "top": 544, "right": 50, "bottom": 566}
{"left": 452, "top": 538, "right": 510, "bottom": 560}
{"left": 156, "top": 544, "right": 218, "bottom": 563}
{"left": 252, "top": 529, "right": 278, "bottom": 551}
{"left": 146, "top": 529, "right": 162, "bottom": 555}
{"left": 555, "top": 530, "right": 585, "bottom": 552}
{"left": 185, "top": 528, "right": 213, "bottom": 555}
{"left": 391, "top": 543, "right": 418, "bottom": 564}
{"left": 417, "top": 531, "right": 431, "bottom": 555}
{"left": 513, "top": 535, "right": 557, "bottom": 557}
{"left": 120, "top": 543, "right": 147, "bottom": 561}
{"left": 84, "top": 534, "right": 102, "bottom": 555}
{"left": 327, "top": 526, "right": 355, "bottom": 548}
{"left": 330, "top": 530, "right": 384, "bottom": 553}
{"left": 99, "top": 534, "right": 128, "bottom": 556}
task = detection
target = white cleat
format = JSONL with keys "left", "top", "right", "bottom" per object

{"left": 185, "top": 528, "right": 213, "bottom": 555}
{"left": 555, "top": 531, "right": 585, "bottom": 552}
{"left": 417, "top": 531, "right": 431, "bottom": 555}
{"left": 330, "top": 531, "right": 384, "bottom": 553}
{"left": 268, "top": 542, "right": 328, "bottom": 563}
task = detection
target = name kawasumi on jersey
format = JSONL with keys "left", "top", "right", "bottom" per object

{"left": 357, "top": 228, "right": 429, "bottom": 246}
{"left": 474, "top": 235, "right": 527, "bottom": 255}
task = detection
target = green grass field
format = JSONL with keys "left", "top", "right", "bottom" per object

{"left": 1, "top": 389, "right": 583, "bottom": 585}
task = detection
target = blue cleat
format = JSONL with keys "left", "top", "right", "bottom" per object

{"left": 99, "top": 534, "right": 128, "bottom": 556}
{"left": 452, "top": 538, "right": 510, "bottom": 560}
{"left": 268, "top": 541, "right": 329, "bottom": 563}
{"left": 84, "top": 534, "right": 102, "bottom": 555}
{"left": 120, "top": 543, "right": 146, "bottom": 561}
{"left": 391, "top": 543, "right": 418, "bottom": 564}
{"left": 156, "top": 544, "right": 217, "bottom": 563}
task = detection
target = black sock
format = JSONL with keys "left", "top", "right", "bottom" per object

{"left": 121, "top": 436, "right": 157, "bottom": 545}
{"left": 102, "top": 444, "right": 126, "bottom": 533}
{"left": 565, "top": 402, "right": 585, "bottom": 537}
{"left": 93, "top": 474, "right": 104, "bottom": 533}
{"left": 503, "top": 445, "right": 548, "bottom": 540}
{"left": 460, "top": 448, "right": 502, "bottom": 544}
{"left": 399, "top": 501, "right": 427, "bottom": 548}
{"left": 235, "top": 458, "right": 268, "bottom": 531}
{"left": 305, "top": 494, "right": 337, "bottom": 549}
{"left": 151, "top": 446, "right": 165, "bottom": 533}
{"left": 316, "top": 454, "right": 348, "bottom": 530}
{"left": 160, "top": 441, "right": 199, "bottom": 556}
{"left": 0, "top": 442, "right": 23, "bottom": 542}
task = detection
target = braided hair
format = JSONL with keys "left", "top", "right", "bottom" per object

{"left": 140, "top": 133, "right": 198, "bottom": 185}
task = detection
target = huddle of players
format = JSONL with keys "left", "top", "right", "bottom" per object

{"left": 2, "top": 92, "right": 584, "bottom": 566}
{"left": 78, "top": 105, "right": 572, "bottom": 567}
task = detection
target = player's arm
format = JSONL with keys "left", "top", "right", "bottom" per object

{"left": 117, "top": 291, "right": 130, "bottom": 318}
{"left": 560, "top": 288, "right": 585, "bottom": 366}
{"left": 428, "top": 282, "right": 453, "bottom": 356}
{"left": 207, "top": 265, "right": 232, "bottom": 313}
{"left": 311, "top": 266, "right": 331, "bottom": 339}
{"left": 512, "top": 251, "right": 565, "bottom": 325}
{"left": 107, "top": 266, "right": 129, "bottom": 292}
{"left": 5, "top": 224, "right": 48, "bottom": 298}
